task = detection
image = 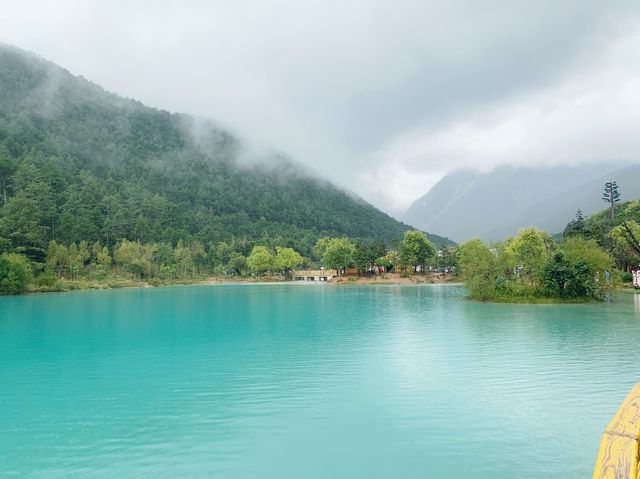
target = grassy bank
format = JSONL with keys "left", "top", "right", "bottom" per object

{"left": 465, "top": 294, "right": 604, "bottom": 304}
{"left": 25, "top": 275, "right": 290, "bottom": 294}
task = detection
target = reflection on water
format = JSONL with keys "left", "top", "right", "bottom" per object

{"left": 634, "top": 291, "right": 640, "bottom": 313}
{"left": 0, "top": 284, "right": 639, "bottom": 479}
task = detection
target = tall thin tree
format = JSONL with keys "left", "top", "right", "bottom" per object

{"left": 602, "top": 181, "right": 621, "bottom": 222}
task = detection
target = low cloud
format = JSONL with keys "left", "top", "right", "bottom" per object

{"left": 362, "top": 28, "right": 640, "bottom": 212}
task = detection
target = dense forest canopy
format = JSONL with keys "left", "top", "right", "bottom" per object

{"left": 0, "top": 45, "right": 451, "bottom": 268}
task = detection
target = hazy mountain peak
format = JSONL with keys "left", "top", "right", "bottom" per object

{"left": 403, "top": 163, "right": 637, "bottom": 242}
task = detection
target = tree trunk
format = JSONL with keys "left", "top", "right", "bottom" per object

{"left": 610, "top": 201, "right": 615, "bottom": 223}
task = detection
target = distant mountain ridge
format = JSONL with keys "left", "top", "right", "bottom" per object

{"left": 0, "top": 44, "right": 452, "bottom": 259}
{"left": 403, "top": 163, "right": 639, "bottom": 243}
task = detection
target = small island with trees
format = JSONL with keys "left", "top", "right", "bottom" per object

{"left": 457, "top": 181, "right": 638, "bottom": 302}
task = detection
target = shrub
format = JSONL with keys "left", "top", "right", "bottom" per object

{"left": 543, "top": 252, "right": 596, "bottom": 299}
{"left": 0, "top": 253, "right": 32, "bottom": 294}
{"left": 37, "top": 271, "right": 57, "bottom": 288}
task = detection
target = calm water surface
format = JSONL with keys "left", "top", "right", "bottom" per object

{"left": 1, "top": 284, "right": 639, "bottom": 478}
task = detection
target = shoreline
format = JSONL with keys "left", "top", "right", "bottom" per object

{"left": 18, "top": 273, "right": 459, "bottom": 297}
{"left": 10, "top": 274, "right": 631, "bottom": 302}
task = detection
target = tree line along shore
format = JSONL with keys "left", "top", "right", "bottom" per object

{"left": 0, "top": 230, "right": 451, "bottom": 295}
{"left": 2, "top": 191, "right": 640, "bottom": 302}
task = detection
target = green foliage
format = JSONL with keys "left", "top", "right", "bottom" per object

{"left": 561, "top": 236, "right": 613, "bottom": 283}
{"left": 458, "top": 239, "right": 496, "bottom": 300}
{"left": 173, "top": 240, "right": 194, "bottom": 277}
{"left": 459, "top": 228, "right": 611, "bottom": 302}
{"left": 353, "top": 239, "right": 386, "bottom": 271}
{"left": 274, "top": 246, "right": 303, "bottom": 274}
{"left": 113, "top": 240, "right": 156, "bottom": 279}
{"left": 543, "top": 251, "right": 595, "bottom": 299}
{"left": 563, "top": 210, "right": 586, "bottom": 238}
{"left": 397, "top": 230, "right": 436, "bottom": 271}
{"left": 227, "top": 252, "right": 247, "bottom": 275}
{"left": 0, "top": 252, "right": 32, "bottom": 294}
{"left": 313, "top": 237, "right": 356, "bottom": 271}
{"left": 46, "top": 240, "right": 68, "bottom": 278}
{"left": 502, "top": 227, "right": 550, "bottom": 281}
{"left": 562, "top": 198, "right": 640, "bottom": 272}
{"left": 247, "top": 246, "right": 274, "bottom": 275}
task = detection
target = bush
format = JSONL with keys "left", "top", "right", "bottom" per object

{"left": 543, "top": 252, "right": 596, "bottom": 299}
{"left": 0, "top": 253, "right": 32, "bottom": 294}
{"left": 37, "top": 271, "right": 57, "bottom": 288}
{"left": 621, "top": 271, "right": 633, "bottom": 283}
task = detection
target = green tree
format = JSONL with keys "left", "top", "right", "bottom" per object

{"left": 173, "top": 240, "right": 194, "bottom": 277}
{"left": 226, "top": 252, "right": 247, "bottom": 275}
{"left": 458, "top": 239, "right": 496, "bottom": 300}
{"left": 247, "top": 245, "right": 274, "bottom": 275}
{"left": 313, "top": 237, "right": 356, "bottom": 273}
{"left": 353, "top": 240, "right": 386, "bottom": 273}
{"left": 543, "top": 251, "right": 594, "bottom": 299}
{"left": 95, "top": 246, "right": 112, "bottom": 279}
{"left": 114, "top": 240, "right": 155, "bottom": 279}
{"left": 602, "top": 181, "right": 621, "bottom": 222}
{"left": 58, "top": 180, "right": 101, "bottom": 243}
{"left": 502, "top": 227, "right": 550, "bottom": 284}
{"left": 68, "top": 243, "right": 81, "bottom": 280}
{"left": 612, "top": 220, "right": 640, "bottom": 260}
{"left": 397, "top": 230, "right": 436, "bottom": 273}
{"left": 0, "top": 146, "right": 15, "bottom": 207}
{"left": 191, "top": 241, "right": 207, "bottom": 274}
{"left": 0, "top": 252, "right": 32, "bottom": 294}
{"left": 46, "top": 240, "right": 69, "bottom": 278}
{"left": 274, "top": 246, "right": 303, "bottom": 275}
{"left": 0, "top": 192, "right": 49, "bottom": 251}
{"left": 153, "top": 242, "right": 175, "bottom": 268}
{"left": 563, "top": 210, "right": 586, "bottom": 238}
{"left": 561, "top": 236, "right": 613, "bottom": 283}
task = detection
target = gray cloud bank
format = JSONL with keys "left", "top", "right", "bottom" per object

{"left": 2, "top": 0, "right": 640, "bottom": 213}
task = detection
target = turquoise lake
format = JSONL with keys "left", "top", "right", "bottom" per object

{"left": 1, "top": 284, "right": 639, "bottom": 478}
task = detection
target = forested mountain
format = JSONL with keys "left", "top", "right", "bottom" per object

{"left": 403, "top": 164, "right": 638, "bottom": 243}
{"left": 0, "top": 44, "right": 450, "bottom": 263}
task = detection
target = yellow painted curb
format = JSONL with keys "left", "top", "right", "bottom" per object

{"left": 593, "top": 384, "right": 640, "bottom": 479}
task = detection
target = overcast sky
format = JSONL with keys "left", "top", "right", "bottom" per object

{"left": 2, "top": 0, "right": 640, "bottom": 214}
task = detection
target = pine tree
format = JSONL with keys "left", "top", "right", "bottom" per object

{"left": 602, "top": 181, "right": 621, "bottom": 222}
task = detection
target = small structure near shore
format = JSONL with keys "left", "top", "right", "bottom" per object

{"left": 293, "top": 269, "right": 337, "bottom": 282}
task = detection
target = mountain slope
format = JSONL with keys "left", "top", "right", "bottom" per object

{"left": 486, "top": 164, "right": 640, "bottom": 239}
{"left": 403, "top": 164, "right": 632, "bottom": 242}
{"left": 0, "top": 44, "right": 451, "bottom": 260}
